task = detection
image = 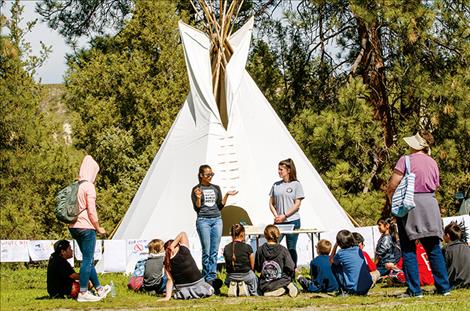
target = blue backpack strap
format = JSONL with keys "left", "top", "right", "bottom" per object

{"left": 404, "top": 155, "right": 411, "bottom": 175}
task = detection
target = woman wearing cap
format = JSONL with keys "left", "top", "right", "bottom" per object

{"left": 386, "top": 130, "right": 450, "bottom": 297}
{"left": 191, "top": 164, "right": 238, "bottom": 287}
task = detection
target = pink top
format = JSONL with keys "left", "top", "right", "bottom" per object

{"left": 394, "top": 153, "right": 440, "bottom": 193}
{"left": 69, "top": 155, "right": 100, "bottom": 230}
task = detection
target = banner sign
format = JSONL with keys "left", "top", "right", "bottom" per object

{"left": 1, "top": 240, "right": 29, "bottom": 262}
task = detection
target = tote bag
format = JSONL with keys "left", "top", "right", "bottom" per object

{"left": 391, "top": 155, "right": 416, "bottom": 217}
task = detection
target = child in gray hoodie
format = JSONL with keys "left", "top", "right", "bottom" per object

{"left": 254, "top": 225, "right": 298, "bottom": 297}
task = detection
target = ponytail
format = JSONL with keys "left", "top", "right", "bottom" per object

{"left": 230, "top": 223, "right": 245, "bottom": 268}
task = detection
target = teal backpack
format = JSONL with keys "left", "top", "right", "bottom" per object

{"left": 55, "top": 180, "right": 86, "bottom": 223}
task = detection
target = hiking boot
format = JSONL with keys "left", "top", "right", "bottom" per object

{"left": 237, "top": 281, "right": 249, "bottom": 297}
{"left": 97, "top": 285, "right": 111, "bottom": 298}
{"left": 227, "top": 281, "right": 238, "bottom": 297}
{"left": 287, "top": 282, "right": 298, "bottom": 297}
{"left": 297, "top": 275, "right": 309, "bottom": 291}
{"left": 77, "top": 291, "right": 101, "bottom": 302}
{"left": 263, "top": 287, "right": 285, "bottom": 297}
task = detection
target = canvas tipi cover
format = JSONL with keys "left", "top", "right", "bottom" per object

{"left": 113, "top": 18, "right": 353, "bottom": 242}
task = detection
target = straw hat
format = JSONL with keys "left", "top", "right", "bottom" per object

{"left": 403, "top": 132, "right": 431, "bottom": 154}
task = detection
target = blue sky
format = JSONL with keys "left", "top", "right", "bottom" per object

{"left": 3, "top": 0, "right": 86, "bottom": 84}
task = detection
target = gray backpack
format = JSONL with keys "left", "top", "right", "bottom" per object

{"left": 55, "top": 180, "right": 86, "bottom": 223}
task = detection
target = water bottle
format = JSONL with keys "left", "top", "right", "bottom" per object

{"left": 110, "top": 280, "right": 116, "bottom": 297}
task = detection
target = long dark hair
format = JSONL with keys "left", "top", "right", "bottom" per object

{"left": 163, "top": 239, "right": 174, "bottom": 274}
{"left": 279, "top": 158, "right": 297, "bottom": 182}
{"left": 377, "top": 217, "right": 398, "bottom": 243}
{"left": 230, "top": 223, "right": 245, "bottom": 268}
{"left": 198, "top": 164, "right": 212, "bottom": 183}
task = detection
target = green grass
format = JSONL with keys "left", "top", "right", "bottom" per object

{"left": 1, "top": 266, "right": 470, "bottom": 310}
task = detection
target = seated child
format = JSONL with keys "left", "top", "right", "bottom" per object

{"left": 375, "top": 217, "right": 401, "bottom": 276}
{"left": 160, "top": 232, "right": 214, "bottom": 300}
{"left": 142, "top": 239, "right": 167, "bottom": 294}
{"left": 47, "top": 240, "right": 80, "bottom": 299}
{"left": 330, "top": 230, "right": 373, "bottom": 295}
{"left": 352, "top": 232, "right": 380, "bottom": 285}
{"left": 443, "top": 222, "right": 470, "bottom": 288}
{"left": 255, "top": 225, "right": 298, "bottom": 297}
{"left": 223, "top": 223, "right": 258, "bottom": 296}
{"left": 297, "top": 239, "right": 338, "bottom": 293}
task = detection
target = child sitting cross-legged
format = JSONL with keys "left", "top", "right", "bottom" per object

{"left": 223, "top": 223, "right": 258, "bottom": 296}
{"left": 255, "top": 225, "right": 298, "bottom": 297}
{"left": 375, "top": 218, "right": 402, "bottom": 277}
{"left": 297, "top": 239, "right": 338, "bottom": 293}
{"left": 142, "top": 239, "right": 167, "bottom": 294}
{"left": 330, "top": 230, "right": 373, "bottom": 296}
{"left": 352, "top": 232, "right": 380, "bottom": 286}
{"left": 442, "top": 221, "right": 470, "bottom": 288}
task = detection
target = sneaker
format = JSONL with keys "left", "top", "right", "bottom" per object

{"left": 77, "top": 291, "right": 101, "bottom": 302}
{"left": 97, "top": 285, "right": 112, "bottom": 298}
{"left": 297, "top": 275, "right": 309, "bottom": 291}
{"left": 227, "top": 281, "right": 238, "bottom": 297}
{"left": 237, "top": 281, "right": 249, "bottom": 297}
{"left": 287, "top": 282, "right": 298, "bottom": 298}
{"left": 263, "top": 287, "right": 286, "bottom": 297}
{"left": 397, "top": 289, "right": 423, "bottom": 299}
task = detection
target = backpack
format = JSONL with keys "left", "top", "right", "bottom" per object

{"left": 127, "top": 258, "right": 147, "bottom": 292}
{"left": 55, "top": 180, "right": 86, "bottom": 223}
{"left": 261, "top": 260, "right": 282, "bottom": 282}
{"left": 391, "top": 156, "right": 416, "bottom": 217}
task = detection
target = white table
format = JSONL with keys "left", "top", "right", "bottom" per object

{"left": 245, "top": 228, "right": 324, "bottom": 260}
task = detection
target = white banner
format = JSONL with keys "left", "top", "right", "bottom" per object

{"left": 1, "top": 240, "right": 29, "bottom": 262}
{"left": 125, "top": 239, "right": 149, "bottom": 274}
{"left": 74, "top": 240, "right": 102, "bottom": 261}
{"left": 102, "top": 240, "right": 126, "bottom": 273}
{"left": 29, "top": 240, "right": 54, "bottom": 261}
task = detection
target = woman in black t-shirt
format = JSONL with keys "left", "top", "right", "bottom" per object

{"left": 191, "top": 164, "right": 238, "bottom": 284}
{"left": 223, "top": 224, "right": 258, "bottom": 296}
{"left": 159, "top": 232, "right": 214, "bottom": 300}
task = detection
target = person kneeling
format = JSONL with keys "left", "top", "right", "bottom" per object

{"left": 255, "top": 225, "right": 298, "bottom": 297}
{"left": 224, "top": 224, "right": 258, "bottom": 296}
{"left": 159, "top": 232, "right": 214, "bottom": 301}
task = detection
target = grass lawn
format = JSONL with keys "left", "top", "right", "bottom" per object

{"left": 1, "top": 266, "right": 470, "bottom": 310}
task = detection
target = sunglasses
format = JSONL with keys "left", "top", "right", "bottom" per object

{"left": 202, "top": 173, "right": 215, "bottom": 177}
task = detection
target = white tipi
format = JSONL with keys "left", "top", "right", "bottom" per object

{"left": 113, "top": 10, "right": 353, "bottom": 242}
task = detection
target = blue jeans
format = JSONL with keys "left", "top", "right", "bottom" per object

{"left": 397, "top": 218, "right": 450, "bottom": 295}
{"left": 196, "top": 216, "right": 222, "bottom": 281}
{"left": 69, "top": 228, "right": 101, "bottom": 292}
{"left": 279, "top": 218, "right": 301, "bottom": 267}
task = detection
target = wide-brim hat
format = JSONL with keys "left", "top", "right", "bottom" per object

{"left": 403, "top": 132, "right": 429, "bottom": 151}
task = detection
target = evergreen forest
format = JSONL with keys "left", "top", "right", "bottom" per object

{"left": 1, "top": 0, "right": 469, "bottom": 239}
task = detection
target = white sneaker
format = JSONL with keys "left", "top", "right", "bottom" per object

{"left": 287, "top": 282, "right": 298, "bottom": 298}
{"left": 228, "top": 281, "right": 238, "bottom": 297}
{"left": 97, "top": 285, "right": 112, "bottom": 298}
{"left": 77, "top": 291, "right": 101, "bottom": 302}
{"left": 264, "top": 287, "right": 285, "bottom": 297}
{"left": 238, "top": 281, "right": 249, "bottom": 297}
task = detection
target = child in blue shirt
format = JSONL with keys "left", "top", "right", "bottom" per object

{"left": 330, "top": 230, "right": 373, "bottom": 295}
{"left": 297, "top": 239, "right": 338, "bottom": 293}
